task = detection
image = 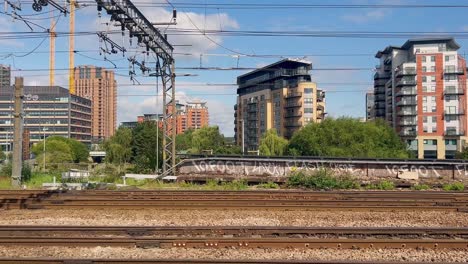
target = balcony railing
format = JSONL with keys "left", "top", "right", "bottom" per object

{"left": 374, "top": 72, "right": 390, "bottom": 80}
{"left": 445, "top": 130, "right": 465, "bottom": 136}
{"left": 444, "top": 110, "right": 465, "bottom": 115}
{"left": 285, "top": 121, "right": 303, "bottom": 128}
{"left": 396, "top": 99, "right": 417, "bottom": 106}
{"left": 286, "top": 92, "right": 302, "bottom": 98}
{"left": 400, "top": 130, "right": 417, "bottom": 137}
{"left": 374, "top": 94, "right": 385, "bottom": 102}
{"left": 284, "top": 111, "right": 302, "bottom": 118}
{"left": 444, "top": 67, "right": 465, "bottom": 75}
{"left": 396, "top": 68, "right": 417, "bottom": 77}
{"left": 285, "top": 102, "right": 302, "bottom": 108}
{"left": 399, "top": 119, "right": 417, "bottom": 126}
{"left": 396, "top": 88, "right": 417, "bottom": 97}
{"left": 397, "top": 110, "right": 417, "bottom": 116}
{"left": 396, "top": 79, "right": 417, "bottom": 87}
{"left": 444, "top": 89, "right": 465, "bottom": 95}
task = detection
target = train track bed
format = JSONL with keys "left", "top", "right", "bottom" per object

{"left": 0, "top": 247, "right": 466, "bottom": 263}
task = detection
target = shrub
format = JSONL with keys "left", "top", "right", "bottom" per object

{"left": 257, "top": 182, "right": 280, "bottom": 189}
{"left": 443, "top": 182, "right": 465, "bottom": 191}
{"left": 287, "top": 169, "right": 359, "bottom": 190}
{"left": 412, "top": 184, "right": 430, "bottom": 191}
{"left": 366, "top": 180, "right": 395, "bottom": 190}
{"left": 21, "top": 163, "right": 32, "bottom": 183}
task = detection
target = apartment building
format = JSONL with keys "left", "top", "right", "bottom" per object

{"left": 366, "top": 91, "right": 375, "bottom": 121}
{"left": 373, "top": 38, "right": 467, "bottom": 159}
{"left": 0, "top": 86, "right": 92, "bottom": 151}
{"left": 234, "top": 58, "right": 326, "bottom": 151}
{"left": 74, "top": 65, "right": 117, "bottom": 142}
{"left": 121, "top": 100, "right": 210, "bottom": 135}
{"left": 0, "top": 65, "right": 10, "bottom": 88}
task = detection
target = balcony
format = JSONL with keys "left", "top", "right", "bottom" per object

{"left": 445, "top": 110, "right": 465, "bottom": 116}
{"left": 285, "top": 102, "right": 302, "bottom": 108}
{"left": 396, "top": 79, "right": 416, "bottom": 87}
{"left": 286, "top": 92, "right": 302, "bottom": 98}
{"left": 247, "top": 114, "right": 258, "bottom": 121}
{"left": 374, "top": 79, "right": 387, "bottom": 86}
{"left": 285, "top": 121, "right": 303, "bottom": 128}
{"left": 399, "top": 119, "right": 417, "bottom": 126}
{"left": 444, "top": 88, "right": 465, "bottom": 95}
{"left": 445, "top": 130, "right": 465, "bottom": 136}
{"left": 374, "top": 94, "right": 385, "bottom": 102}
{"left": 396, "top": 99, "right": 417, "bottom": 106}
{"left": 284, "top": 111, "right": 302, "bottom": 118}
{"left": 397, "top": 110, "right": 417, "bottom": 116}
{"left": 444, "top": 67, "right": 465, "bottom": 75}
{"left": 396, "top": 68, "right": 417, "bottom": 77}
{"left": 247, "top": 107, "right": 257, "bottom": 113}
{"left": 400, "top": 130, "right": 417, "bottom": 137}
{"left": 374, "top": 72, "right": 390, "bottom": 80}
{"left": 396, "top": 88, "right": 417, "bottom": 97}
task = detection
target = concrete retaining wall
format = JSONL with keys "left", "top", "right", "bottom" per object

{"left": 177, "top": 157, "right": 468, "bottom": 182}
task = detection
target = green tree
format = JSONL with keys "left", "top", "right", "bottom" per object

{"left": 103, "top": 127, "right": 133, "bottom": 173}
{"left": 456, "top": 147, "right": 468, "bottom": 159}
{"left": 32, "top": 136, "right": 88, "bottom": 163}
{"left": 288, "top": 118, "right": 409, "bottom": 158}
{"left": 190, "top": 126, "right": 225, "bottom": 154}
{"left": 176, "top": 129, "right": 194, "bottom": 152}
{"left": 33, "top": 140, "right": 74, "bottom": 171}
{"left": 132, "top": 122, "right": 163, "bottom": 173}
{"left": 259, "top": 129, "right": 288, "bottom": 156}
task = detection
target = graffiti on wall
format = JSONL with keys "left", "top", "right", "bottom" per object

{"left": 181, "top": 159, "right": 468, "bottom": 179}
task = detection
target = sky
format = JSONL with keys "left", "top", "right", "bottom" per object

{"left": 2, "top": 0, "right": 468, "bottom": 136}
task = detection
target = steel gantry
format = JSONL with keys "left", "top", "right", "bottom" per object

{"left": 96, "top": 0, "right": 176, "bottom": 175}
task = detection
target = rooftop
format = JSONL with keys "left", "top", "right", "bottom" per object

{"left": 375, "top": 37, "right": 460, "bottom": 58}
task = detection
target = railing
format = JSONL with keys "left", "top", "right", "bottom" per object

{"left": 284, "top": 111, "right": 302, "bottom": 118}
{"left": 444, "top": 110, "right": 465, "bottom": 115}
{"left": 399, "top": 119, "right": 417, "bottom": 126}
{"left": 444, "top": 89, "right": 465, "bottom": 95}
{"left": 286, "top": 92, "right": 302, "bottom": 98}
{"left": 396, "top": 99, "right": 417, "bottom": 106}
{"left": 285, "top": 102, "right": 302, "bottom": 108}
{"left": 396, "top": 79, "right": 416, "bottom": 87}
{"left": 397, "top": 110, "right": 417, "bottom": 116}
{"left": 374, "top": 94, "right": 385, "bottom": 102}
{"left": 400, "top": 130, "right": 417, "bottom": 136}
{"left": 444, "top": 67, "right": 465, "bottom": 75}
{"left": 396, "top": 68, "right": 417, "bottom": 77}
{"left": 396, "top": 88, "right": 417, "bottom": 97}
{"left": 285, "top": 121, "right": 303, "bottom": 127}
{"left": 445, "top": 130, "right": 465, "bottom": 136}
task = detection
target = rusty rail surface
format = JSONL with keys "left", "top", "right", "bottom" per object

{"left": 0, "top": 259, "right": 452, "bottom": 264}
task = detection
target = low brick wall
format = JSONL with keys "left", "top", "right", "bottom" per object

{"left": 177, "top": 157, "right": 468, "bottom": 183}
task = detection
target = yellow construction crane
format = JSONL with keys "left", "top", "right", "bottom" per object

{"left": 68, "top": 0, "right": 76, "bottom": 94}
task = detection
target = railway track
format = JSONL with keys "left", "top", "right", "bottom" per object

{"left": 1, "top": 190, "right": 467, "bottom": 211}
{"left": 0, "top": 226, "right": 467, "bottom": 249}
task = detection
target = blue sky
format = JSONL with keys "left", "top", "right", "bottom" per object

{"left": 2, "top": 0, "right": 468, "bottom": 136}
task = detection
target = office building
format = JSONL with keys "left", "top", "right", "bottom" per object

{"left": 74, "top": 65, "right": 117, "bottom": 142}
{"left": 373, "top": 38, "right": 467, "bottom": 159}
{"left": 234, "top": 58, "right": 326, "bottom": 151}
{"left": 0, "top": 65, "right": 10, "bottom": 88}
{"left": 0, "top": 86, "right": 92, "bottom": 150}
{"left": 366, "top": 91, "right": 375, "bottom": 121}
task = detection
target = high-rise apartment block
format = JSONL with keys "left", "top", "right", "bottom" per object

{"left": 185, "top": 100, "right": 209, "bottom": 131}
{"left": 74, "top": 65, "right": 117, "bottom": 142}
{"left": 234, "top": 59, "right": 326, "bottom": 151}
{"left": 373, "top": 38, "right": 467, "bottom": 159}
{"left": 0, "top": 65, "right": 11, "bottom": 87}
{"left": 366, "top": 91, "right": 375, "bottom": 121}
{"left": 0, "top": 86, "right": 92, "bottom": 151}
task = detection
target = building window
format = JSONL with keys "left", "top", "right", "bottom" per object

{"left": 431, "top": 106, "right": 436, "bottom": 112}
{"left": 423, "top": 126, "right": 428, "bottom": 133}
{"left": 422, "top": 86, "right": 427, "bottom": 92}
{"left": 423, "top": 106, "right": 427, "bottom": 112}
{"left": 422, "top": 66, "right": 427, "bottom": 72}
{"left": 423, "top": 116, "right": 428, "bottom": 123}
{"left": 304, "top": 108, "right": 313, "bottom": 113}
{"left": 422, "top": 96, "right": 427, "bottom": 103}
{"left": 431, "top": 56, "right": 436, "bottom": 62}
{"left": 432, "top": 126, "right": 437, "bottom": 133}
{"left": 430, "top": 76, "right": 436, "bottom": 82}
{"left": 430, "top": 66, "right": 436, "bottom": 72}
{"left": 432, "top": 116, "right": 437, "bottom": 122}
{"left": 422, "top": 56, "right": 426, "bottom": 62}
{"left": 431, "top": 96, "right": 436, "bottom": 103}
{"left": 304, "top": 88, "right": 313, "bottom": 94}
{"left": 422, "top": 76, "right": 427, "bottom": 82}
{"left": 430, "top": 85, "right": 436, "bottom": 92}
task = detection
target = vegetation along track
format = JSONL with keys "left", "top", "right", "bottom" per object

{"left": 0, "top": 225, "right": 467, "bottom": 249}
{"left": 0, "top": 190, "right": 467, "bottom": 211}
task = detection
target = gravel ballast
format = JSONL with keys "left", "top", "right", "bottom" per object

{"left": 0, "top": 246, "right": 466, "bottom": 262}
{"left": 0, "top": 209, "right": 467, "bottom": 227}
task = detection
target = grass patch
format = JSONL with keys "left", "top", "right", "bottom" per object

{"left": 412, "top": 184, "right": 430, "bottom": 191}
{"left": 256, "top": 182, "right": 280, "bottom": 189}
{"left": 287, "top": 169, "right": 359, "bottom": 190}
{"left": 0, "top": 177, "right": 13, "bottom": 189}
{"left": 365, "top": 180, "right": 395, "bottom": 190}
{"left": 442, "top": 182, "right": 465, "bottom": 191}
{"left": 25, "top": 173, "right": 61, "bottom": 189}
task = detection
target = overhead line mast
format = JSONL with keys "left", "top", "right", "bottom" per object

{"left": 69, "top": 0, "right": 76, "bottom": 94}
